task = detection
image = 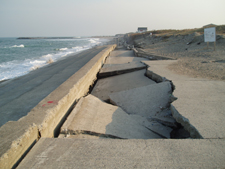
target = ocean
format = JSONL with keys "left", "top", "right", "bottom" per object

{"left": 0, "top": 37, "right": 109, "bottom": 82}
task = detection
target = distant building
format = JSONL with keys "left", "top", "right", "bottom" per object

{"left": 137, "top": 27, "right": 148, "bottom": 33}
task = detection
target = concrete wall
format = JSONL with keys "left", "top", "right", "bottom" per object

{"left": 0, "top": 45, "right": 116, "bottom": 169}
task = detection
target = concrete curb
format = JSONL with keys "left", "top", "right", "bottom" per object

{"left": 145, "top": 68, "right": 175, "bottom": 92}
{"left": 0, "top": 45, "right": 116, "bottom": 169}
{"left": 132, "top": 48, "right": 139, "bottom": 57}
{"left": 99, "top": 63, "right": 146, "bottom": 78}
{"left": 145, "top": 69, "right": 168, "bottom": 83}
{"left": 134, "top": 47, "right": 174, "bottom": 60}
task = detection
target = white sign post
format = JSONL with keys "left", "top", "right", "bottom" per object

{"left": 204, "top": 27, "right": 216, "bottom": 51}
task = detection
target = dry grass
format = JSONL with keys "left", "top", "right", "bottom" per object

{"left": 129, "top": 25, "right": 225, "bottom": 41}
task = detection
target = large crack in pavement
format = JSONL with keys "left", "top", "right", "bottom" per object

{"left": 59, "top": 48, "right": 193, "bottom": 139}
{"left": 60, "top": 50, "right": 202, "bottom": 139}
{"left": 144, "top": 62, "right": 202, "bottom": 139}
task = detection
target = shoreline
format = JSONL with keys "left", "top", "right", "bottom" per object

{"left": 0, "top": 37, "right": 114, "bottom": 83}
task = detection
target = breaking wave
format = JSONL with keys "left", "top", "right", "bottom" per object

{"left": 11, "top": 44, "right": 24, "bottom": 48}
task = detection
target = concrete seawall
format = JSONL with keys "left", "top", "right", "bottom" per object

{"left": 0, "top": 45, "right": 116, "bottom": 169}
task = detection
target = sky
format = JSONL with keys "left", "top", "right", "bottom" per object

{"left": 0, "top": 0, "right": 225, "bottom": 37}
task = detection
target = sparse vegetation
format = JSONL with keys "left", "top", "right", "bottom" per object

{"left": 127, "top": 25, "right": 225, "bottom": 42}
{"left": 124, "top": 24, "right": 225, "bottom": 81}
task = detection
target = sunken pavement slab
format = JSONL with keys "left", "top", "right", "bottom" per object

{"left": 92, "top": 70, "right": 156, "bottom": 101}
{"left": 147, "top": 108, "right": 177, "bottom": 128}
{"left": 109, "top": 81, "right": 172, "bottom": 118}
{"left": 99, "top": 62, "right": 146, "bottom": 78}
{"left": 60, "top": 95, "right": 163, "bottom": 139}
{"left": 104, "top": 56, "right": 148, "bottom": 64}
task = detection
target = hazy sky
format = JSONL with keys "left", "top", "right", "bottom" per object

{"left": 0, "top": 0, "right": 225, "bottom": 37}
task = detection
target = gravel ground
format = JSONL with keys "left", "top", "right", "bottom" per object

{"left": 137, "top": 33, "right": 225, "bottom": 81}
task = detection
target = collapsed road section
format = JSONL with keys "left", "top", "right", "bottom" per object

{"left": 12, "top": 46, "right": 225, "bottom": 168}
{"left": 1, "top": 45, "right": 208, "bottom": 168}
{"left": 59, "top": 48, "right": 191, "bottom": 139}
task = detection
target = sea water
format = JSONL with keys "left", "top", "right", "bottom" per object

{"left": 0, "top": 37, "right": 109, "bottom": 81}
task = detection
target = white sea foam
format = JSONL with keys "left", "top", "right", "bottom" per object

{"left": 0, "top": 59, "right": 49, "bottom": 81}
{"left": 42, "top": 54, "right": 53, "bottom": 58}
{"left": 0, "top": 60, "right": 33, "bottom": 81}
{"left": 59, "top": 48, "right": 68, "bottom": 51}
{"left": 62, "top": 52, "right": 73, "bottom": 57}
{"left": 89, "top": 38, "right": 100, "bottom": 44}
{"left": 30, "top": 65, "right": 41, "bottom": 71}
{"left": 30, "top": 60, "right": 46, "bottom": 65}
{"left": 11, "top": 44, "right": 24, "bottom": 48}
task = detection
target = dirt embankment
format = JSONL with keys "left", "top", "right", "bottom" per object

{"left": 126, "top": 25, "right": 225, "bottom": 81}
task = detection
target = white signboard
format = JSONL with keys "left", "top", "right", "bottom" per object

{"left": 204, "top": 27, "right": 216, "bottom": 42}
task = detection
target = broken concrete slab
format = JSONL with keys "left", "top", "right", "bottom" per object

{"left": 143, "top": 121, "right": 172, "bottom": 138}
{"left": 105, "top": 57, "right": 148, "bottom": 64}
{"left": 92, "top": 69, "right": 156, "bottom": 101}
{"left": 129, "top": 114, "right": 172, "bottom": 138}
{"left": 17, "top": 138, "right": 225, "bottom": 169}
{"left": 145, "top": 69, "right": 168, "bottom": 83}
{"left": 143, "top": 60, "right": 225, "bottom": 139}
{"left": 148, "top": 117, "right": 177, "bottom": 128}
{"left": 171, "top": 104, "right": 203, "bottom": 139}
{"left": 60, "top": 95, "right": 162, "bottom": 139}
{"left": 99, "top": 62, "right": 146, "bottom": 78}
{"left": 109, "top": 81, "right": 172, "bottom": 118}
{"left": 147, "top": 108, "right": 177, "bottom": 128}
